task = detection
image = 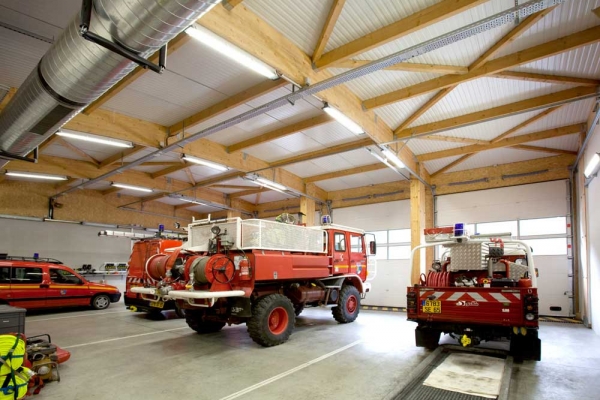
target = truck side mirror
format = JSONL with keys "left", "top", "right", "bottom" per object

{"left": 369, "top": 241, "right": 376, "bottom": 255}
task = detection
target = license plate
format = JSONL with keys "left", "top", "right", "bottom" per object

{"left": 422, "top": 300, "right": 441, "bottom": 313}
{"left": 150, "top": 301, "right": 164, "bottom": 309}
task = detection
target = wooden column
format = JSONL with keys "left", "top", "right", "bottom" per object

{"left": 410, "top": 176, "right": 427, "bottom": 285}
{"left": 300, "top": 196, "right": 316, "bottom": 227}
{"left": 227, "top": 199, "right": 242, "bottom": 219}
{"left": 425, "top": 187, "right": 435, "bottom": 269}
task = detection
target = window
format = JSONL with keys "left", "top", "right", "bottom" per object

{"left": 389, "top": 229, "right": 411, "bottom": 244}
{"left": 388, "top": 245, "right": 411, "bottom": 260}
{"left": 370, "top": 231, "right": 388, "bottom": 245}
{"left": 50, "top": 269, "right": 81, "bottom": 284}
{"left": 475, "top": 220, "right": 518, "bottom": 236}
{"left": 350, "top": 235, "right": 363, "bottom": 253}
{"left": 334, "top": 233, "right": 346, "bottom": 252}
{"left": 0, "top": 267, "right": 9, "bottom": 284}
{"left": 523, "top": 238, "right": 567, "bottom": 256}
{"left": 520, "top": 217, "right": 566, "bottom": 237}
{"left": 12, "top": 267, "right": 43, "bottom": 284}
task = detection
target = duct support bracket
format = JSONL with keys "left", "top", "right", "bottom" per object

{"left": 0, "top": 147, "right": 38, "bottom": 163}
{"left": 79, "top": 0, "right": 167, "bottom": 74}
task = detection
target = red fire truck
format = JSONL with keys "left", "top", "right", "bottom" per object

{"left": 131, "top": 217, "right": 376, "bottom": 346}
{"left": 407, "top": 226, "right": 541, "bottom": 361}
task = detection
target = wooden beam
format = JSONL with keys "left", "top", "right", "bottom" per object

{"left": 394, "top": 9, "right": 552, "bottom": 134}
{"left": 432, "top": 154, "right": 575, "bottom": 195}
{"left": 168, "top": 79, "right": 288, "bottom": 137}
{"left": 333, "top": 60, "right": 468, "bottom": 75}
{"left": 395, "top": 86, "right": 597, "bottom": 139}
{"left": 269, "top": 138, "right": 373, "bottom": 168}
{"left": 184, "top": 168, "right": 196, "bottom": 185}
{"left": 198, "top": 5, "right": 419, "bottom": 174}
{"left": 229, "top": 187, "right": 269, "bottom": 198}
{"left": 300, "top": 196, "right": 316, "bottom": 226}
{"left": 364, "top": 25, "right": 600, "bottom": 109}
{"left": 150, "top": 162, "right": 186, "bottom": 179}
{"left": 227, "top": 114, "right": 332, "bottom": 153}
{"left": 0, "top": 87, "right": 16, "bottom": 112}
{"left": 491, "top": 106, "right": 562, "bottom": 143}
{"left": 54, "top": 137, "right": 100, "bottom": 166}
{"left": 492, "top": 70, "right": 600, "bottom": 87}
{"left": 593, "top": 6, "right": 600, "bottom": 18}
{"left": 99, "top": 145, "right": 146, "bottom": 168}
{"left": 410, "top": 172, "right": 426, "bottom": 285}
{"left": 417, "top": 123, "right": 584, "bottom": 161}
{"left": 222, "top": 0, "right": 244, "bottom": 11}
{"left": 327, "top": 181, "right": 410, "bottom": 209}
{"left": 395, "top": 88, "right": 454, "bottom": 133}
{"left": 101, "top": 187, "right": 122, "bottom": 196}
{"left": 304, "top": 163, "right": 386, "bottom": 183}
{"left": 83, "top": 32, "right": 192, "bottom": 115}
{"left": 468, "top": 7, "right": 557, "bottom": 70}
{"left": 511, "top": 144, "right": 578, "bottom": 155}
{"left": 314, "top": 0, "right": 486, "bottom": 69}
{"left": 418, "top": 135, "right": 488, "bottom": 145}
{"left": 211, "top": 184, "right": 256, "bottom": 190}
{"left": 312, "top": 0, "right": 346, "bottom": 63}
{"left": 431, "top": 154, "right": 475, "bottom": 177}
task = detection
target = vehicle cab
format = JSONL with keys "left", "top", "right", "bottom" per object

{"left": 0, "top": 256, "right": 121, "bottom": 310}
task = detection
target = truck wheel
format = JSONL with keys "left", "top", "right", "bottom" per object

{"left": 415, "top": 326, "right": 441, "bottom": 350}
{"left": 332, "top": 285, "right": 360, "bottom": 323}
{"left": 91, "top": 294, "right": 111, "bottom": 310}
{"left": 247, "top": 294, "right": 295, "bottom": 347}
{"left": 175, "top": 304, "right": 186, "bottom": 318}
{"left": 185, "top": 311, "right": 226, "bottom": 334}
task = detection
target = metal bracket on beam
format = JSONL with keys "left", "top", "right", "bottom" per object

{"left": 79, "top": 0, "right": 167, "bottom": 74}
{"left": 0, "top": 149, "right": 38, "bottom": 163}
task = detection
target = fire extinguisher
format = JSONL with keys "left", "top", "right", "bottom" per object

{"left": 239, "top": 258, "right": 251, "bottom": 281}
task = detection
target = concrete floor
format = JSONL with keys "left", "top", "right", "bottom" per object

{"left": 24, "top": 304, "right": 600, "bottom": 400}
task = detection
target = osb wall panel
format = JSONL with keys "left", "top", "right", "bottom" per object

{"left": 0, "top": 181, "right": 199, "bottom": 229}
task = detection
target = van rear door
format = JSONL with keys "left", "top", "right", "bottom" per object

{"left": 10, "top": 266, "right": 47, "bottom": 308}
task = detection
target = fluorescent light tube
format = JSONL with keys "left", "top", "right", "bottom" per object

{"left": 256, "top": 177, "right": 286, "bottom": 191}
{"left": 5, "top": 171, "right": 68, "bottom": 181}
{"left": 381, "top": 147, "right": 405, "bottom": 169}
{"left": 584, "top": 153, "right": 600, "bottom": 178}
{"left": 180, "top": 198, "right": 206, "bottom": 206}
{"left": 322, "top": 103, "right": 364, "bottom": 135}
{"left": 182, "top": 155, "right": 229, "bottom": 171}
{"left": 185, "top": 25, "right": 279, "bottom": 80}
{"left": 111, "top": 183, "right": 152, "bottom": 193}
{"left": 57, "top": 130, "right": 133, "bottom": 148}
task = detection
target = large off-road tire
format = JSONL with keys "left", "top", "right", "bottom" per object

{"left": 175, "top": 303, "right": 186, "bottom": 318}
{"left": 247, "top": 294, "right": 295, "bottom": 347}
{"left": 510, "top": 329, "right": 541, "bottom": 361}
{"left": 185, "top": 311, "right": 226, "bottom": 334}
{"left": 91, "top": 294, "right": 111, "bottom": 310}
{"left": 332, "top": 285, "right": 360, "bottom": 323}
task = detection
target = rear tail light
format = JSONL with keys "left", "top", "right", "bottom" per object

{"left": 407, "top": 291, "right": 417, "bottom": 315}
{"left": 524, "top": 294, "right": 539, "bottom": 324}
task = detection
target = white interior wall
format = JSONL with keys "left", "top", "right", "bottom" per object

{"left": 583, "top": 119, "right": 600, "bottom": 334}
{"left": 333, "top": 201, "right": 411, "bottom": 308}
{"left": 0, "top": 218, "right": 132, "bottom": 270}
{"left": 437, "top": 181, "right": 571, "bottom": 316}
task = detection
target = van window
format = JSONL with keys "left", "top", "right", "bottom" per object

{"left": 351, "top": 235, "right": 363, "bottom": 253}
{"left": 0, "top": 267, "right": 10, "bottom": 284}
{"left": 12, "top": 267, "right": 43, "bottom": 284}
{"left": 50, "top": 269, "right": 82, "bottom": 284}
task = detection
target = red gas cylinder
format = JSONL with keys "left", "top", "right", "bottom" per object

{"left": 239, "top": 258, "right": 251, "bottom": 281}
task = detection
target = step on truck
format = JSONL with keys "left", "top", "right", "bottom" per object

{"left": 131, "top": 217, "right": 376, "bottom": 346}
{"left": 407, "top": 226, "right": 541, "bottom": 361}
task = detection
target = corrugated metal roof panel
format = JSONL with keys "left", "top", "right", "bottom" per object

{"left": 243, "top": 142, "right": 294, "bottom": 162}
{"left": 334, "top": 70, "right": 440, "bottom": 100}
{"left": 372, "top": 92, "right": 437, "bottom": 129}
{"left": 423, "top": 155, "right": 463, "bottom": 174}
{"left": 244, "top": 0, "right": 332, "bottom": 55}
{"left": 301, "top": 121, "right": 358, "bottom": 146}
{"left": 339, "top": 148, "right": 382, "bottom": 166}
{"left": 156, "top": 197, "right": 186, "bottom": 205}
{"left": 283, "top": 161, "right": 329, "bottom": 178}
{"left": 41, "top": 143, "right": 88, "bottom": 161}
{"left": 341, "top": 168, "right": 405, "bottom": 186}
{"left": 445, "top": 148, "right": 555, "bottom": 173}
{"left": 512, "top": 43, "right": 600, "bottom": 79}
{"left": 268, "top": 132, "right": 324, "bottom": 155}
{"left": 240, "top": 190, "right": 294, "bottom": 204}
{"left": 506, "top": 97, "right": 594, "bottom": 137}
{"left": 164, "top": 170, "right": 190, "bottom": 183}
{"left": 188, "top": 165, "right": 227, "bottom": 180}
{"left": 0, "top": 28, "right": 51, "bottom": 88}
{"left": 411, "top": 77, "right": 568, "bottom": 127}
{"left": 315, "top": 177, "right": 354, "bottom": 192}
{"left": 309, "top": 153, "right": 355, "bottom": 171}
{"left": 130, "top": 165, "right": 166, "bottom": 174}
{"left": 524, "top": 132, "right": 581, "bottom": 152}
{"left": 0, "top": 0, "right": 78, "bottom": 33}
{"left": 492, "top": 0, "right": 600, "bottom": 59}
{"left": 406, "top": 138, "right": 468, "bottom": 155}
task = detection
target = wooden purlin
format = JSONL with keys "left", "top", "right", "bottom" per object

{"left": 312, "top": 0, "right": 346, "bottom": 63}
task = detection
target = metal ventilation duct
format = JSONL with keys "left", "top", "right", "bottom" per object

{"left": 0, "top": 0, "right": 220, "bottom": 168}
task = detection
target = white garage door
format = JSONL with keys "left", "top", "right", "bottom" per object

{"left": 437, "top": 180, "right": 572, "bottom": 317}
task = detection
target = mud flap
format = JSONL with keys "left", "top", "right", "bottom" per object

{"left": 510, "top": 329, "right": 541, "bottom": 361}
{"left": 415, "top": 326, "right": 441, "bottom": 350}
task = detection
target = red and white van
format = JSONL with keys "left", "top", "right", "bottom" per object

{"left": 0, "top": 256, "right": 121, "bottom": 310}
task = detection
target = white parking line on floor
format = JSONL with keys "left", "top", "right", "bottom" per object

{"left": 27, "top": 310, "right": 130, "bottom": 322}
{"left": 63, "top": 326, "right": 189, "bottom": 349}
{"left": 218, "top": 340, "right": 363, "bottom": 400}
